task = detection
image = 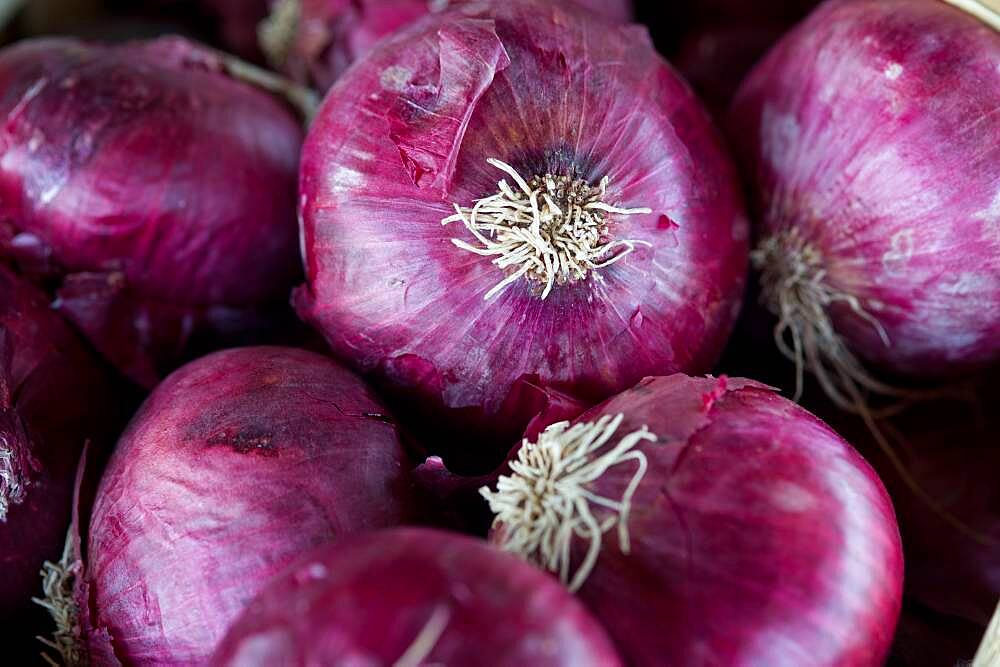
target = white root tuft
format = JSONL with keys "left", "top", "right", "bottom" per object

{"left": 32, "top": 531, "right": 86, "bottom": 667}
{"left": 481, "top": 414, "right": 656, "bottom": 592}
{"left": 444, "top": 159, "right": 652, "bottom": 300}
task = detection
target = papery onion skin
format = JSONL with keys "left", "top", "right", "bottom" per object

{"left": 729, "top": 0, "right": 1000, "bottom": 377}
{"left": 79, "top": 346, "right": 413, "bottom": 665}
{"left": 296, "top": 0, "right": 748, "bottom": 462}
{"left": 491, "top": 374, "right": 903, "bottom": 666}
{"left": 0, "top": 36, "right": 303, "bottom": 386}
{"left": 0, "top": 265, "right": 119, "bottom": 653}
{"left": 273, "top": 0, "right": 634, "bottom": 93}
{"left": 210, "top": 527, "right": 623, "bottom": 667}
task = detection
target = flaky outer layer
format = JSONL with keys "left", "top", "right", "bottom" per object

{"left": 280, "top": 0, "right": 634, "bottom": 92}
{"left": 297, "top": 0, "right": 748, "bottom": 454}
{"left": 730, "top": 0, "right": 1000, "bottom": 376}
{"left": 81, "top": 347, "right": 412, "bottom": 665}
{"left": 211, "top": 527, "right": 623, "bottom": 666}
{"left": 518, "top": 375, "right": 903, "bottom": 666}
{"left": 0, "top": 265, "right": 118, "bottom": 649}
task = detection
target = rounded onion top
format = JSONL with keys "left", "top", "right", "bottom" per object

{"left": 80, "top": 346, "right": 412, "bottom": 665}
{"left": 211, "top": 527, "right": 623, "bottom": 666}
{"left": 730, "top": 0, "right": 1000, "bottom": 379}
{"left": 296, "top": 0, "right": 748, "bottom": 456}
{"left": 484, "top": 374, "right": 903, "bottom": 666}
{"left": 0, "top": 265, "right": 117, "bottom": 630}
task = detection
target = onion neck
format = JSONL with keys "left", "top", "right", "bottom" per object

{"left": 480, "top": 414, "right": 656, "bottom": 592}
{"left": 443, "top": 159, "right": 652, "bottom": 300}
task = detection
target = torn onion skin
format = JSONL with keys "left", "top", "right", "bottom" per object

{"left": 265, "top": 0, "right": 635, "bottom": 93}
{"left": 0, "top": 36, "right": 303, "bottom": 387}
{"left": 211, "top": 527, "right": 623, "bottom": 667}
{"left": 296, "top": 0, "right": 749, "bottom": 465}
{"left": 486, "top": 374, "right": 903, "bottom": 666}
{"left": 0, "top": 265, "right": 119, "bottom": 655}
{"left": 729, "top": 0, "right": 1000, "bottom": 382}
{"left": 79, "top": 347, "right": 413, "bottom": 665}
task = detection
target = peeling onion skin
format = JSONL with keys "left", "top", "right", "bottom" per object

{"left": 277, "top": 0, "right": 634, "bottom": 93}
{"left": 0, "top": 37, "right": 303, "bottom": 386}
{"left": 729, "top": 0, "right": 1000, "bottom": 377}
{"left": 81, "top": 347, "right": 413, "bottom": 665}
{"left": 211, "top": 527, "right": 623, "bottom": 667}
{"left": 494, "top": 375, "right": 903, "bottom": 666}
{"left": 296, "top": 0, "right": 749, "bottom": 459}
{"left": 0, "top": 265, "right": 118, "bottom": 645}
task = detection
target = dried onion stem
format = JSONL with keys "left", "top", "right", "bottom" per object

{"left": 444, "top": 159, "right": 652, "bottom": 300}
{"left": 0, "top": 444, "right": 25, "bottom": 522}
{"left": 32, "top": 531, "right": 86, "bottom": 667}
{"left": 973, "top": 601, "right": 1000, "bottom": 667}
{"left": 259, "top": 0, "right": 300, "bottom": 69}
{"left": 393, "top": 605, "right": 451, "bottom": 667}
{"left": 481, "top": 414, "right": 656, "bottom": 592}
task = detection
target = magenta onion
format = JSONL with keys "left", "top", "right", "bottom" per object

{"left": 262, "top": 0, "right": 635, "bottom": 93}
{"left": 211, "top": 527, "right": 622, "bottom": 666}
{"left": 72, "top": 346, "right": 412, "bottom": 665}
{"left": 0, "top": 265, "right": 118, "bottom": 655}
{"left": 0, "top": 36, "right": 303, "bottom": 387}
{"left": 295, "top": 0, "right": 749, "bottom": 463}
{"left": 482, "top": 374, "right": 903, "bottom": 665}
{"left": 729, "top": 0, "right": 1000, "bottom": 407}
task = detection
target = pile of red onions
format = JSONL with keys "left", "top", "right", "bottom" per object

{"left": 482, "top": 374, "right": 903, "bottom": 665}
{"left": 0, "top": 265, "right": 119, "bottom": 660}
{"left": 729, "top": 0, "right": 1000, "bottom": 407}
{"left": 0, "top": 36, "right": 303, "bottom": 387}
{"left": 211, "top": 527, "right": 622, "bottom": 665}
{"left": 295, "top": 0, "right": 748, "bottom": 464}
{"left": 262, "top": 0, "right": 635, "bottom": 93}
{"left": 70, "top": 347, "right": 413, "bottom": 665}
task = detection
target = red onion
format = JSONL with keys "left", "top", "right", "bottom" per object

{"left": 0, "top": 265, "right": 118, "bottom": 657}
{"left": 482, "top": 374, "right": 903, "bottom": 665}
{"left": 728, "top": 0, "right": 1000, "bottom": 408}
{"left": 211, "top": 527, "right": 622, "bottom": 666}
{"left": 0, "top": 36, "right": 303, "bottom": 387}
{"left": 262, "top": 0, "right": 635, "bottom": 92}
{"left": 70, "top": 346, "right": 413, "bottom": 665}
{"left": 295, "top": 0, "right": 749, "bottom": 463}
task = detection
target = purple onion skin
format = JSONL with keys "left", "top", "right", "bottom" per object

{"left": 0, "top": 37, "right": 303, "bottom": 385}
{"left": 296, "top": 0, "right": 748, "bottom": 459}
{"left": 729, "top": 0, "right": 1000, "bottom": 376}
{"left": 501, "top": 375, "right": 903, "bottom": 666}
{"left": 0, "top": 266, "right": 118, "bottom": 641}
{"left": 211, "top": 527, "right": 623, "bottom": 666}
{"left": 282, "top": 0, "right": 634, "bottom": 93}
{"left": 81, "top": 347, "right": 413, "bottom": 665}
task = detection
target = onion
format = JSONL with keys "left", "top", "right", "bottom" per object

{"left": 211, "top": 527, "right": 623, "bottom": 666}
{"left": 295, "top": 0, "right": 749, "bottom": 466}
{"left": 261, "top": 0, "right": 635, "bottom": 93}
{"left": 482, "top": 374, "right": 903, "bottom": 665}
{"left": 0, "top": 36, "right": 303, "bottom": 387}
{"left": 68, "top": 346, "right": 413, "bottom": 665}
{"left": 0, "top": 265, "right": 118, "bottom": 658}
{"left": 728, "top": 0, "right": 1000, "bottom": 409}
